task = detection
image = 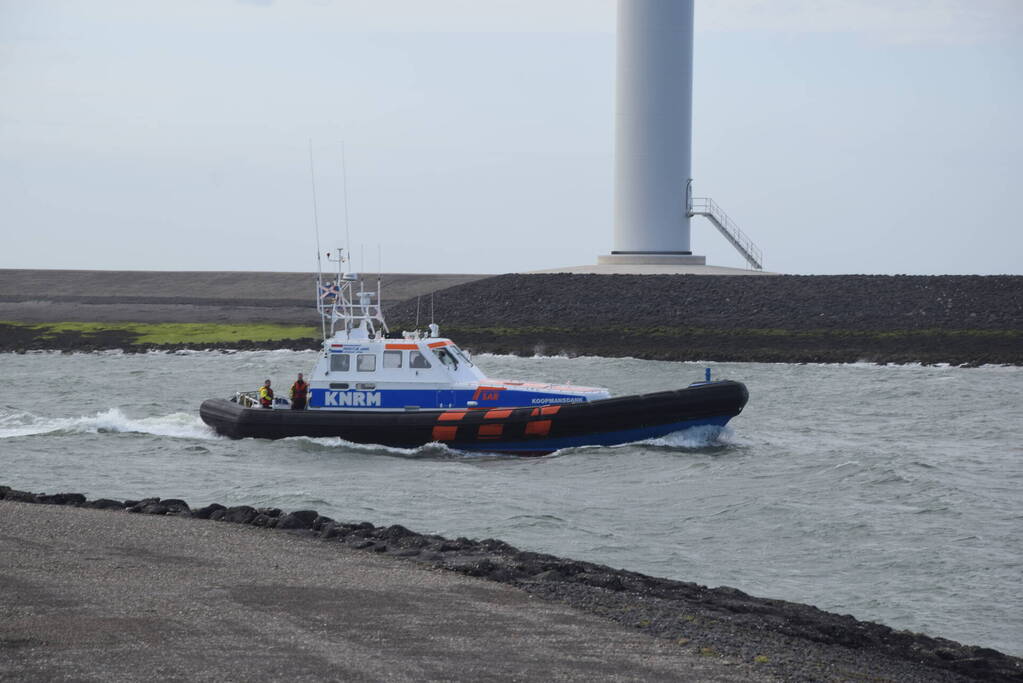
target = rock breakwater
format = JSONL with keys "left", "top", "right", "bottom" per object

{"left": 384, "top": 274, "right": 1023, "bottom": 365}
{"left": 2, "top": 272, "right": 1020, "bottom": 364}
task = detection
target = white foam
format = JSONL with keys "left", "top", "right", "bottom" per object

{"left": 637, "top": 424, "right": 735, "bottom": 449}
{"left": 285, "top": 435, "right": 450, "bottom": 456}
{"left": 0, "top": 408, "right": 219, "bottom": 440}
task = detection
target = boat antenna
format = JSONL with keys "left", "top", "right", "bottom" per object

{"left": 308, "top": 139, "right": 323, "bottom": 277}
{"left": 377, "top": 244, "right": 382, "bottom": 336}
{"left": 416, "top": 296, "right": 421, "bottom": 329}
{"left": 340, "top": 141, "right": 352, "bottom": 262}
{"left": 431, "top": 291, "right": 435, "bottom": 325}
{"left": 308, "top": 139, "right": 326, "bottom": 341}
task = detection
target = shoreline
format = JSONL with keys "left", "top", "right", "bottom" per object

{"left": 2, "top": 323, "right": 1020, "bottom": 367}
{"left": 3, "top": 342, "right": 1021, "bottom": 370}
{"left": 2, "top": 485, "right": 1020, "bottom": 682}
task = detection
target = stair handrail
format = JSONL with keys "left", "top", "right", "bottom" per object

{"left": 688, "top": 197, "right": 763, "bottom": 270}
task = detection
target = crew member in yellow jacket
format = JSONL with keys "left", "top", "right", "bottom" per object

{"left": 258, "top": 379, "right": 274, "bottom": 409}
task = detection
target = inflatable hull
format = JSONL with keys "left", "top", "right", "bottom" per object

{"left": 200, "top": 380, "right": 748, "bottom": 455}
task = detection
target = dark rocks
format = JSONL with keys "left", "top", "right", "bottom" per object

{"left": 311, "top": 515, "right": 333, "bottom": 531}
{"left": 574, "top": 571, "right": 625, "bottom": 591}
{"left": 194, "top": 503, "right": 226, "bottom": 520}
{"left": 35, "top": 493, "right": 86, "bottom": 506}
{"left": 126, "top": 498, "right": 159, "bottom": 513}
{"left": 251, "top": 514, "right": 278, "bottom": 528}
{"left": 160, "top": 499, "right": 191, "bottom": 515}
{"left": 87, "top": 499, "right": 124, "bottom": 510}
{"left": 318, "top": 522, "right": 341, "bottom": 539}
{"left": 276, "top": 510, "right": 319, "bottom": 530}
{"left": 0, "top": 490, "right": 87, "bottom": 506}
{"left": 222, "top": 506, "right": 258, "bottom": 524}
{"left": 381, "top": 524, "right": 415, "bottom": 540}
{"left": 478, "top": 538, "right": 516, "bottom": 554}
{"left": 2, "top": 489, "right": 42, "bottom": 503}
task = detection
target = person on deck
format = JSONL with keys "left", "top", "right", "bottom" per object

{"left": 258, "top": 379, "right": 274, "bottom": 408}
{"left": 290, "top": 373, "right": 309, "bottom": 410}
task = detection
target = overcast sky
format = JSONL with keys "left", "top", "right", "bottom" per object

{"left": 1, "top": 0, "right": 1020, "bottom": 274}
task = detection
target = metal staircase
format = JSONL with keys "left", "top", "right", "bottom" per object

{"left": 688, "top": 197, "right": 763, "bottom": 271}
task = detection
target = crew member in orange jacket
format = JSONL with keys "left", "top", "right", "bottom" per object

{"left": 290, "top": 373, "right": 309, "bottom": 410}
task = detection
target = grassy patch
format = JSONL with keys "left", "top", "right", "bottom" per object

{"left": 4, "top": 321, "right": 318, "bottom": 345}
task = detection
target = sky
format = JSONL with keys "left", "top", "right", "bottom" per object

{"left": 1, "top": 0, "right": 1020, "bottom": 275}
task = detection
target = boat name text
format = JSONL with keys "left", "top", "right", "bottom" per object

{"left": 323, "top": 391, "right": 382, "bottom": 407}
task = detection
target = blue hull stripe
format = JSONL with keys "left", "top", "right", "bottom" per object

{"left": 309, "top": 387, "right": 583, "bottom": 410}
{"left": 449, "top": 415, "right": 732, "bottom": 454}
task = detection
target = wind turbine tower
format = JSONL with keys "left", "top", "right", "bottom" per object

{"left": 599, "top": 0, "right": 763, "bottom": 271}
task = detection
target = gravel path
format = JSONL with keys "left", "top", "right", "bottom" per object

{"left": 3, "top": 488, "right": 1020, "bottom": 682}
{"left": 0, "top": 500, "right": 755, "bottom": 683}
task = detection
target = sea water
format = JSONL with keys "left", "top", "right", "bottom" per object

{"left": 1, "top": 350, "right": 1021, "bottom": 656}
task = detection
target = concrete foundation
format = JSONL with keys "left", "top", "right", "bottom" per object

{"left": 529, "top": 263, "right": 776, "bottom": 276}
{"left": 599, "top": 253, "right": 707, "bottom": 266}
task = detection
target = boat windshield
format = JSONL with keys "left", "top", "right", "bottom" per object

{"left": 450, "top": 345, "right": 474, "bottom": 367}
{"left": 433, "top": 347, "right": 459, "bottom": 370}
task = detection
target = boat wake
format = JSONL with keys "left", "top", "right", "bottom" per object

{"left": 0, "top": 408, "right": 219, "bottom": 441}
{"left": 284, "top": 435, "right": 499, "bottom": 460}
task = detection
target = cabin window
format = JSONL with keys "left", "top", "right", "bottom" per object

{"left": 383, "top": 350, "right": 403, "bottom": 369}
{"left": 433, "top": 347, "right": 458, "bottom": 370}
{"left": 330, "top": 354, "right": 350, "bottom": 372}
{"left": 410, "top": 351, "right": 431, "bottom": 369}
{"left": 357, "top": 354, "right": 376, "bottom": 372}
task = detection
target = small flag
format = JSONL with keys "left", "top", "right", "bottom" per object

{"left": 318, "top": 283, "right": 340, "bottom": 299}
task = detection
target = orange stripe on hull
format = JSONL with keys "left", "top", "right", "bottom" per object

{"left": 478, "top": 423, "right": 503, "bottom": 439}
{"left": 540, "top": 405, "right": 562, "bottom": 416}
{"left": 432, "top": 426, "right": 458, "bottom": 441}
{"left": 525, "top": 420, "right": 552, "bottom": 437}
{"left": 385, "top": 343, "right": 419, "bottom": 350}
{"left": 438, "top": 411, "right": 467, "bottom": 421}
{"left": 484, "top": 409, "right": 513, "bottom": 420}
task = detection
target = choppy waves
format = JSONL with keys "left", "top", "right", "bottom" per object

{"left": 0, "top": 407, "right": 218, "bottom": 441}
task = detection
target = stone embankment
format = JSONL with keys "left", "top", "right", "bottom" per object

{"left": 386, "top": 274, "right": 1023, "bottom": 365}
{"left": 3, "top": 485, "right": 1020, "bottom": 682}
{"left": 1, "top": 271, "right": 1020, "bottom": 364}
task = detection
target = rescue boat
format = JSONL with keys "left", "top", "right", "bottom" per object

{"left": 199, "top": 257, "right": 748, "bottom": 455}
